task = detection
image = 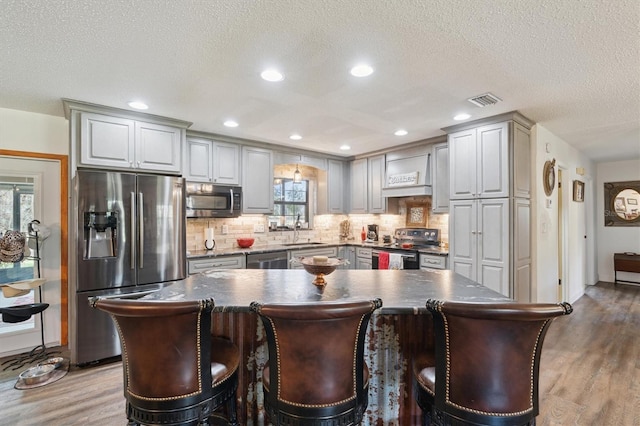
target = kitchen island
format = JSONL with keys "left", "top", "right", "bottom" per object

{"left": 145, "top": 269, "right": 508, "bottom": 424}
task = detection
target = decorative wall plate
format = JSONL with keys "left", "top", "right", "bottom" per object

{"left": 543, "top": 159, "right": 556, "bottom": 197}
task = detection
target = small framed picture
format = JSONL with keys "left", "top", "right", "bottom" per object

{"left": 405, "top": 202, "right": 427, "bottom": 227}
{"left": 573, "top": 180, "right": 584, "bottom": 202}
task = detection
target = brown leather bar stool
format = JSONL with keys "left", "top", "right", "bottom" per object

{"left": 92, "top": 298, "right": 239, "bottom": 426}
{"left": 250, "top": 298, "right": 382, "bottom": 426}
{"left": 413, "top": 299, "right": 573, "bottom": 426}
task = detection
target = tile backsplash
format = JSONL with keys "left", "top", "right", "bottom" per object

{"left": 186, "top": 196, "right": 449, "bottom": 252}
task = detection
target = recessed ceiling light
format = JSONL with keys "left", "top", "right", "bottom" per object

{"left": 394, "top": 129, "right": 408, "bottom": 136}
{"left": 223, "top": 120, "right": 239, "bottom": 128}
{"left": 339, "top": 145, "right": 351, "bottom": 151}
{"left": 290, "top": 134, "right": 302, "bottom": 140}
{"left": 454, "top": 113, "right": 471, "bottom": 121}
{"left": 261, "top": 68, "right": 284, "bottom": 82}
{"left": 350, "top": 64, "right": 374, "bottom": 77}
{"left": 127, "top": 101, "right": 148, "bottom": 110}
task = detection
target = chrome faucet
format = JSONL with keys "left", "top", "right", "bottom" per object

{"left": 293, "top": 214, "right": 301, "bottom": 243}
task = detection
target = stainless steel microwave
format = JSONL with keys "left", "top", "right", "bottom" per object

{"left": 185, "top": 183, "right": 242, "bottom": 218}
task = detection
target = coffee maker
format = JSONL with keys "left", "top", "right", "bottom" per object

{"left": 367, "top": 224, "right": 379, "bottom": 241}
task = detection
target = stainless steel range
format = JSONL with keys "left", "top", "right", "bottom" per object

{"left": 371, "top": 228, "right": 441, "bottom": 269}
{"left": 393, "top": 228, "right": 441, "bottom": 249}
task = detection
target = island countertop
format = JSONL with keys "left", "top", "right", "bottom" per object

{"left": 145, "top": 269, "right": 509, "bottom": 314}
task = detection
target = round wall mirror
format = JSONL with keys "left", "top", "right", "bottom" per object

{"left": 604, "top": 181, "right": 640, "bottom": 226}
{"left": 543, "top": 159, "right": 556, "bottom": 197}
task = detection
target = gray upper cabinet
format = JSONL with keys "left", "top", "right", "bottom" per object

{"left": 318, "top": 159, "right": 348, "bottom": 214}
{"left": 350, "top": 156, "right": 398, "bottom": 214}
{"left": 79, "top": 112, "right": 183, "bottom": 174}
{"left": 184, "top": 137, "right": 240, "bottom": 185}
{"left": 368, "top": 155, "right": 386, "bottom": 214}
{"left": 449, "top": 120, "right": 530, "bottom": 200}
{"left": 350, "top": 158, "right": 368, "bottom": 213}
{"left": 432, "top": 142, "right": 449, "bottom": 213}
{"left": 242, "top": 146, "right": 274, "bottom": 214}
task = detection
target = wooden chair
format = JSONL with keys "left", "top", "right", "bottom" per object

{"left": 92, "top": 298, "right": 239, "bottom": 426}
{"left": 250, "top": 299, "right": 382, "bottom": 426}
{"left": 413, "top": 299, "right": 573, "bottom": 426}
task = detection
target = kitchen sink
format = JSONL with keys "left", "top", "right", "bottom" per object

{"left": 283, "top": 242, "right": 327, "bottom": 246}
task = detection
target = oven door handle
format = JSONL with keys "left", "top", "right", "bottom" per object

{"left": 372, "top": 251, "right": 417, "bottom": 260}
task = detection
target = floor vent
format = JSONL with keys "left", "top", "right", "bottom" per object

{"left": 468, "top": 92, "right": 502, "bottom": 107}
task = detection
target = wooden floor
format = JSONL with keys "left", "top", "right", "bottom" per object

{"left": 0, "top": 282, "right": 637, "bottom": 425}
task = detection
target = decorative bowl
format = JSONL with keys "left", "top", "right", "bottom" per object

{"left": 237, "top": 238, "right": 255, "bottom": 248}
{"left": 295, "top": 256, "right": 349, "bottom": 287}
{"left": 18, "top": 364, "right": 55, "bottom": 385}
{"left": 401, "top": 243, "right": 414, "bottom": 249}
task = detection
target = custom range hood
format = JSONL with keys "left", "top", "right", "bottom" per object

{"left": 381, "top": 145, "right": 432, "bottom": 197}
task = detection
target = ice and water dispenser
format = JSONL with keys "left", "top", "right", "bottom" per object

{"left": 83, "top": 212, "right": 118, "bottom": 259}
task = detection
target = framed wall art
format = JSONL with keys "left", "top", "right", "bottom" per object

{"left": 405, "top": 202, "right": 427, "bottom": 227}
{"left": 573, "top": 180, "right": 584, "bottom": 202}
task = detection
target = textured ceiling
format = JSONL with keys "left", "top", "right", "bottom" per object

{"left": 1, "top": 0, "right": 639, "bottom": 161}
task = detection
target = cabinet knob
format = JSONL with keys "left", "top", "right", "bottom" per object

{"left": 137, "top": 161, "right": 141, "bottom": 167}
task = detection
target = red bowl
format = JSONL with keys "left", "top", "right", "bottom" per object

{"left": 237, "top": 238, "right": 255, "bottom": 248}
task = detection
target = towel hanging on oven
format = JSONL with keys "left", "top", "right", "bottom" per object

{"left": 378, "top": 252, "right": 389, "bottom": 269}
{"left": 389, "top": 253, "right": 403, "bottom": 270}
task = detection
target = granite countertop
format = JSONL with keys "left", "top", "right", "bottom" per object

{"left": 187, "top": 241, "right": 448, "bottom": 259}
{"left": 144, "top": 269, "right": 505, "bottom": 314}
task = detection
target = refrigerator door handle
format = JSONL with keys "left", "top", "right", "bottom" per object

{"left": 139, "top": 192, "right": 144, "bottom": 268}
{"left": 130, "top": 192, "right": 136, "bottom": 269}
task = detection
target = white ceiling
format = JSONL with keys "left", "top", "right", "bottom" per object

{"left": 1, "top": 0, "right": 639, "bottom": 162}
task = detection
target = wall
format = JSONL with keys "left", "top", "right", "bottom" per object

{"left": 0, "top": 108, "right": 69, "bottom": 155}
{"left": 596, "top": 159, "right": 640, "bottom": 282}
{"left": 532, "top": 124, "right": 595, "bottom": 304}
{"left": 0, "top": 108, "right": 69, "bottom": 355}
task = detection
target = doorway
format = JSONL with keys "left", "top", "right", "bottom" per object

{"left": 0, "top": 151, "right": 68, "bottom": 357}
{"left": 557, "top": 168, "right": 568, "bottom": 302}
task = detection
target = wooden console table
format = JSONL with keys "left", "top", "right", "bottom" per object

{"left": 614, "top": 253, "right": 640, "bottom": 285}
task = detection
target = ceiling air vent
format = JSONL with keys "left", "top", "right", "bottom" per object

{"left": 467, "top": 92, "right": 502, "bottom": 107}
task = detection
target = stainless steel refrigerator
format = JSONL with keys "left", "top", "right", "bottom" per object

{"left": 70, "top": 170, "right": 185, "bottom": 365}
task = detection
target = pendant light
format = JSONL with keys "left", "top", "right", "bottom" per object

{"left": 293, "top": 164, "right": 302, "bottom": 183}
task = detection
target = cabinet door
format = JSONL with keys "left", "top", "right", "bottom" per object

{"left": 477, "top": 198, "right": 509, "bottom": 296}
{"left": 449, "top": 200, "right": 477, "bottom": 280}
{"left": 135, "top": 122, "right": 182, "bottom": 173}
{"left": 513, "top": 198, "right": 531, "bottom": 302}
{"left": 476, "top": 122, "right": 508, "bottom": 198}
{"left": 184, "top": 138, "right": 213, "bottom": 182}
{"left": 80, "top": 113, "right": 135, "bottom": 169}
{"left": 368, "top": 155, "right": 386, "bottom": 213}
{"left": 327, "top": 159, "right": 346, "bottom": 213}
{"left": 213, "top": 141, "right": 240, "bottom": 185}
{"left": 242, "top": 146, "right": 273, "bottom": 213}
{"left": 350, "top": 158, "right": 368, "bottom": 213}
{"left": 432, "top": 142, "right": 449, "bottom": 213}
{"left": 448, "top": 129, "right": 477, "bottom": 199}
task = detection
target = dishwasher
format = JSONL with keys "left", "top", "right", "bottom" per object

{"left": 246, "top": 251, "right": 288, "bottom": 269}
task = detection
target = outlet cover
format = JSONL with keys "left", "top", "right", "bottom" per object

{"left": 254, "top": 224, "right": 265, "bottom": 233}
{"left": 222, "top": 224, "right": 229, "bottom": 234}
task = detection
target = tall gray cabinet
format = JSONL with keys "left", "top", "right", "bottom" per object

{"left": 445, "top": 112, "right": 533, "bottom": 301}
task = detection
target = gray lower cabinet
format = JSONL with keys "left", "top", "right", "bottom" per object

{"left": 188, "top": 255, "right": 246, "bottom": 274}
{"left": 288, "top": 247, "right": 339, "bottom": 269}
{"left": 337, "top": 245, "right": 356, "bottom": 269}
{"left": 355, "top": 247, "right": 372, "bottom": 270}
{"left": 419, "top": 253, "right": 447, "bottom": 270}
